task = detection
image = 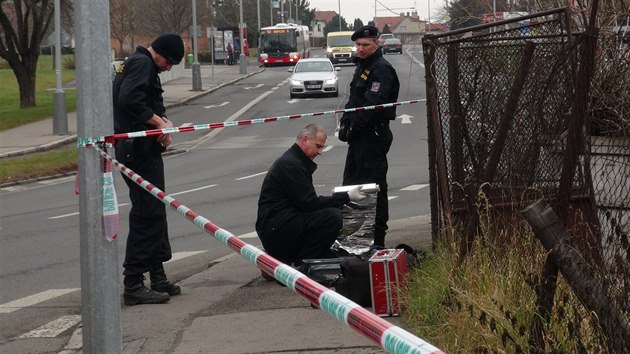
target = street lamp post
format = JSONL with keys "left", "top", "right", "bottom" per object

{"left": 53, "top": 0, "right": 67, "bottom": 135}
{"left": 192, "top": 0, "right": 202, "bottom": 90}
{"left": 239, "top": 0, "right": 247, "bottom": 74}
{"left": 338, "top": 0, "right": 341, "bottom": 30}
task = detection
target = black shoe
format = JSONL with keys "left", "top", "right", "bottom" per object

{"left": 123, "top": 285, "right": 170, "bottom": 306}
{"left": 151, "top": 281, "right": 181, "bottom": 296}
{"left": 149, "top": 263, "right": 181, "bottom": 296}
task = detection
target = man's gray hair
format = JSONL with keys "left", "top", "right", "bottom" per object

{"left": 297, "top": 123, "right": 326, "bottom": 140}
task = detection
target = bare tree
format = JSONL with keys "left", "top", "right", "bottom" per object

{"left": 110, "top": 0, "right": 138, "bottom": 57}
{"left": 137, "top": 0, "right": 191, "bottom": 35}
{"left": 0, "top": 0, "right": 70, "bottom": 108}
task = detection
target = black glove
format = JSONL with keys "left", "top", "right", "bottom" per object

{"left": 338, "top": 113, "right": 353, "bottom": 142}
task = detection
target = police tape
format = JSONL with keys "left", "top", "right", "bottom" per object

{"left": 88, "top": 142, "right": 443, "bottom": 354}
{"left": 77, "top": 99, "right": 426, "bottom": 147}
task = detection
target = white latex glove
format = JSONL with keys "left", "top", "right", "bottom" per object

{"left": 347, "top": 186, "right": 366, "bottom": 202}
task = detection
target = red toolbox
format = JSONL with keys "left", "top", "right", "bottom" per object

{"left": 369, "top": 249, "right": 409, "bottom": 316}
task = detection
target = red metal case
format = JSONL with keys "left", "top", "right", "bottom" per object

{"left": 368, "top": 249, "right": 409, "bottom": 316}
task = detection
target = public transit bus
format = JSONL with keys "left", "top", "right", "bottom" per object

{"left": 259, "top": 23, "right": 310, "bottom": 66}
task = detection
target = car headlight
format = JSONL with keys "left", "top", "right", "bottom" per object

{"left": 289, "top": 52, "right": 299, "bottom": 59}
{"left": 290, "top": 79, "right": 302, "bottom": 85}
{"left": 325, "top": 79, "right": 336, "bottom": 85}
{"left": 259, "top": 53, "right": 268, "bottom": 60}
{"left": 326, "top": 47, "right": 333, "bottom": 53}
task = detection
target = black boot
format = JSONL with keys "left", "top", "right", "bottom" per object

{"left": 123, "top": 275, "right": 170, "bottom": 306}
{"left": 150, "top": 264, "right": 181, "bottom": 296}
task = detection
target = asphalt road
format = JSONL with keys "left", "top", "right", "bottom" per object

{"left": 0, "top": 47, "right": 430, "bottom": 351}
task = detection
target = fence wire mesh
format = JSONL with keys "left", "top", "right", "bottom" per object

{"left": 423, "top": 7, "right": 629, "bottom": 353}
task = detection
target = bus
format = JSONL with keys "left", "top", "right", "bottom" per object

{"left": 259, "top": 23, "right": 310, "bottom": 66}
{"left": 326, "top": 31, "right": 357, "bottom": 64}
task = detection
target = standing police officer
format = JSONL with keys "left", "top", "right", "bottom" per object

{"left": 113, "top": 33, "right": 184, "bottom": 305}
{"left": 338, "top": 25, "right": 400, "bottom": 248}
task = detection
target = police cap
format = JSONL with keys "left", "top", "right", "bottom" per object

{"left": 351, "top": 25, "right": 379, "bottom": 41}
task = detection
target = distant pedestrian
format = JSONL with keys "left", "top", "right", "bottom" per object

{"left": 256, "top": 124, "right": 365, "bottom": 269}
{"left": 227, "top": 43, "right": 234, "bottom": 65}
{"left": 338, "top": 25, "right": 400, "bottom": 248}
{"left": 113, "top": 33, "right": 184, "bottom": 306}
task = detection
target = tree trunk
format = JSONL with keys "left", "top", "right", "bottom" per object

{"left": 15, "top": 62, "right": 37, "bottom": 108}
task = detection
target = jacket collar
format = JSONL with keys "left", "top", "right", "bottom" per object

{"left": 289, "top": 143, "right": 317, "bottom": 174}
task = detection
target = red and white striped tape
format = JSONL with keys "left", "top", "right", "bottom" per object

{"left": 88, "top": 143, "right": 443, "bottom": 354}
{"left": 77, "top": 99, "right": 425, "bottom": 146}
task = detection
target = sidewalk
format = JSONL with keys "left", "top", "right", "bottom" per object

{"left": 61, "top": 216, "right": 434, "bottom": 354}
{"left": 0, "top": 60, "right": 264, "bottom": 158}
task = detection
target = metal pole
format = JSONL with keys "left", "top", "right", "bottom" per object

{"left": 75, "top": 0, "right": 121, "bottom": 351}
{"left": 257, "top": 0, "right": 261, "bottom": 47}
{"left": 288, "top": 0, "right": 291, "bottom": 21}
{"left": 281, "top": 0, "right": 284, "bottom": 23}
{"left": 295, "top": 0, "right": 298, "bottom": 22}
{"left": 53, "top": 0, "right": 67, "bottom": 135}
{"left": 270, "top": 0, "right": 273, "bottom": 25}
{"left": 239, "top": 0, "right": 247, "bottom": 74}
{"left": 338, "top": 0, "right": 341, "bottom": 30}
{"left": 192, "top": 0, "right": 202, "bottom": 90}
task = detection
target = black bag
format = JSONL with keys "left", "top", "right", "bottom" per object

{"left": 334, "top": 255, "right": 372, "bottom": 307}
{"left": 300, "top": 258, "right": 343, "bottom": 287}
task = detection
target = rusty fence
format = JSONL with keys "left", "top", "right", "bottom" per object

{"left": 422, "top": 7, "right": 628, "bottom": 352}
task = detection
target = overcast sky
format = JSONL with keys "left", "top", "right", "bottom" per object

{"left": 304, "top": 0, "right": 447, "bottom": 25}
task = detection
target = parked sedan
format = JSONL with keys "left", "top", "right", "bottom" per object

{"left": 288, "top": 58, "right": 340, "bottom": 98}
{"left": 382, "top": 38, "right": 403, "bottom": 54}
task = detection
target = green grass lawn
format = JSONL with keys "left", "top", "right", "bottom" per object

{"left": 0, "top": 54, "right": 77, "bottom": 131}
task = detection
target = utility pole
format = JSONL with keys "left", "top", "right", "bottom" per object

{"left": 338, "top": 0, "right": 341, "bottom": 30}
{"left": 75, "top": 0, "right": 122, "bottom": 351}
{"left": 239, "top": 0, "right": 247, "bottom": 74}
{"left": 53, "top": 0, "right": 67, "bottom": 135}
{"left": 192, "top": 0, "right": 202, "bottom": 90}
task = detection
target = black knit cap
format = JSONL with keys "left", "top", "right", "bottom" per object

{"left": 151, "top": 33, "right": 184, "bottom": 65}
{"left": 351, "top": 25, "right": 379, "bottom": 41}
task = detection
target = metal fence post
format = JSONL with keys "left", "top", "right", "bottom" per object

{"left": 75, "top": 0, "right": 122, "bottom": 351}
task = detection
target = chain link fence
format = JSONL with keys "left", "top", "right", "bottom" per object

{"left": 423, "top": 7, "right": 629, "bottom": 352}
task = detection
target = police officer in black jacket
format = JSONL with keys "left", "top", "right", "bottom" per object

{"left": 113, "top": 33, "right": 184, "bottom": 306}
{"left": 256, "top": 124, "right": 365, "bottom": 270}
{"left": 338, "top": 25, "right": 400, "bottom": 248}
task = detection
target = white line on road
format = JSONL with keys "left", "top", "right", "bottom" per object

{"left": 401, "top": 184, "right": 429, "bottom": 191}
{"left": 169, "top": 184, "right": 217, "bottom": 196}
{"left": 388, "top": 196, "right": 399, "bottom": 200}
{"left": 237, "top": 231, "right": 259, "bottom": 239}
{"left": 236, "top": 171, "right": 267, "bottom": 181}
{"left": 0, "top": 289, "right": 79, "bottom": 314}
{"left": 167, "top": 251, "right": 208, "bottom": 262}
{"left": 19, "top": 315, "right": 82, "bottom": 338}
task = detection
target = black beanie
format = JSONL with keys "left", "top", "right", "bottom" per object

{"left": 151, "top": 33, "right": 184, "bottom": 65}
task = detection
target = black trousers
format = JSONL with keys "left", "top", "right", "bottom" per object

{"left": 343, "top": 126, "right": 393, "bottom": 246}
{"left": 258, "top": 207, "right": 343, "bottom": 265}
{"left": 118, "top": 153, "right": 172, "bottom": 277}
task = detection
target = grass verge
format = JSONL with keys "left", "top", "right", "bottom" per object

{"left": 0, "top": 146, "right": 77, "bottom": 185}
{"left": 401, "top": 221, "right": 610, "bottom": 353}
{"left": 0, "top": 55, "right": 77, "bottom": 131}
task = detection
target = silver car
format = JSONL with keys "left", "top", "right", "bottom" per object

{"left": 288, "top": 58, "right": 340, "bottom": 98}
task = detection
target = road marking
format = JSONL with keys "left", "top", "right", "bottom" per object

{"left": 322, "top": 145, "right": 333, "bottom": 153}
{"left": 244, "top": 84, "right": 264, "bottom": 90}
{"left": 236, "top": 171, "right": 267, "bottom": 181}
{"left": 204, "top": 101, "right": 230, "bottom": 109}
{"left": 401, "top": 184, "right": 429, "bottom": 191}
{"left": 0, "top": 289, "right": 79, "bottom": 314}
{"left": 170, "top": 184, "right": 217, "bottom": 196}
{"left": 167, "top": 251, "right": 208, "bottom": 262}
{"left": 388, "top": 196, "right": 399, "bottom": 200}
{"left": 19, "top": 315, "right": 82, "bottom": 338}
{"left": 180, "top": 122, "right": 194, "bottom": 127}
{"left": 397, "top": 114, "right": 414, "bottom": 124}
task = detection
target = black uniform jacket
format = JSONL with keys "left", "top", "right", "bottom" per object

{"left": 113, "top": 46, "right": 165, "bottom": 155}
{"left": 113, "top": 46, "right": 166, "bottom": 133}
{"left": 256, "top": 144, "right": 349, "bottom": 233}
{"left": 344, "top": 49, "right": 399, "bottom": 132}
